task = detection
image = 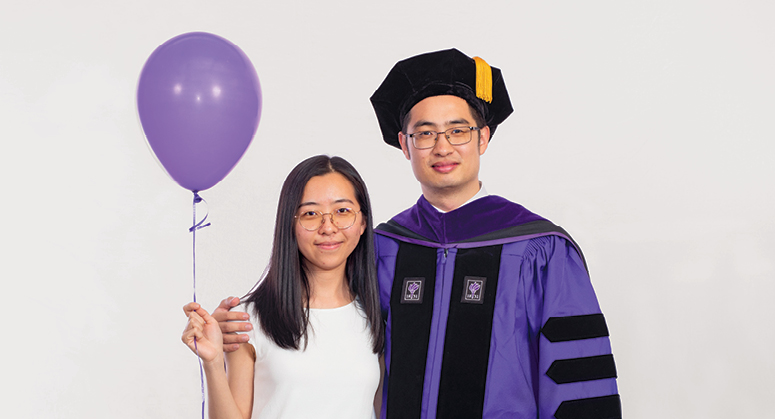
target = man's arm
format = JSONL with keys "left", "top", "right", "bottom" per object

{"left": 530, "top": 236, "right": 621, "bottom": 418}
{"left": 212, "top": 297, "right": 253, "bottom": 353}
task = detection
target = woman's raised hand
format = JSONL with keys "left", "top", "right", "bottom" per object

{"left": 181, "top": 302, "right": 224, "bottom": 363}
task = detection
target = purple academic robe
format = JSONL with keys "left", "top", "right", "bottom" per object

{"left": 374, "top": 195, "right": 620, "bottom": 419}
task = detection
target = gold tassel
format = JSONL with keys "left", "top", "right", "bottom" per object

{"left": 473, "top": 56, "right": 493, "bottom": 103}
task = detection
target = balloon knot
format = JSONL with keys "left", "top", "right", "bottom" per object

{"left": 190, "top": 191, "right": 211, "bottom": 232}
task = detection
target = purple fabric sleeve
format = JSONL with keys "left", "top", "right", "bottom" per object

{"left": 526, "top": 236, "right": 618, "bottom": 417}
{"left": 481, "top": 236, "right": 618, "bottom": 417}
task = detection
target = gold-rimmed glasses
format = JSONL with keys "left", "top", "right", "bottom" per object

{"left": 295, "top": 208, "right": 360, "bottom": 231}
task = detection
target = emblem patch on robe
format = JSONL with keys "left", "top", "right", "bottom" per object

{"left": 401, "top": 277, "right": 425, "bottom": 304}
{"left": 461, "top": 276, "right": 486, "bottom": 304}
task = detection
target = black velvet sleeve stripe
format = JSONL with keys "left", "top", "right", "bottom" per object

{"left": 541, "top": 314, "right": 609, "bottom": 342}
{"left": 554, "top": 394, "right": 622, "bottom": 419}
{"left": 546, "top": 355, "right": 617, "bottom": 384}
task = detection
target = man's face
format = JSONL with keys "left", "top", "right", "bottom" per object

{"left": 398, "top": 95, "right": 490, "bottom": 202}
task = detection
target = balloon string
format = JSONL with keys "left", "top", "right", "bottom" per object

{"left": 191, "top": 190, "right": 210, "bottom": 419}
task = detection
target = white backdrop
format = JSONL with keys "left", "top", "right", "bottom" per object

{"left": 2, "top": 1, "right": 773, "bottom": 418}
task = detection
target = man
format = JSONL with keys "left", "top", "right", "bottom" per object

{"left": 217, "top": 49, "right": 621, "bottom": 418}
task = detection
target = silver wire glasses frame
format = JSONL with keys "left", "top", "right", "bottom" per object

{"left": 295, "top": 208, "right": 361, "bottom": 231}
{"left": 407, "top": 126, "right": 481, "bottom": 150}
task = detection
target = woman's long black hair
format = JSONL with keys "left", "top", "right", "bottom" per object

{"left": 243, "top": 155, "right": 384, "bottom": 353}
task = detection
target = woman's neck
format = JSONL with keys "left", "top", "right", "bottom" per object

{"left": 306, "top": 268, "right": 352, "bottom": 309}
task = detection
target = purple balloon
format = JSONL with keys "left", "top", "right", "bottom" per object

{"left": 137, "top": 32, "right": 261, "bottom": 191}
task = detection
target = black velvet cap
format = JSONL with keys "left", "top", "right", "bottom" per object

{"left": 370, "top": 48, "right": 513, "bottom": 149}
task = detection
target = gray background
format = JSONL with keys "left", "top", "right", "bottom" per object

{"left": 2, "top": 1, "right": 773, "bottom": 417}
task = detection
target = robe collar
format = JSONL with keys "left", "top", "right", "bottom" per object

{"left": 391, "top": 194, "right": 546, "bottom": 244}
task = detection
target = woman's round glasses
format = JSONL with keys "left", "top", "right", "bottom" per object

{"left": 296, "top": 208, "right": 360, "bottom": 231}
{"left": 407, "top": 126, "right": 480, "bottom": 150}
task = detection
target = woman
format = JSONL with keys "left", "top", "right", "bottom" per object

{"left": 182, "top": 155, "right": 384, "bottom": 419}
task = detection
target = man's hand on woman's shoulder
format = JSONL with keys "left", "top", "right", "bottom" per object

{"left": 212, "top": 296, "right": 253, "bottom": 353}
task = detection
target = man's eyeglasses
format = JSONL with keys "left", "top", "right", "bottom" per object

{"left": 295, "top": 208, "right": 360, "bottom": 231}
{"left": 407, "top": 126, "right": 480, "bottom": 150}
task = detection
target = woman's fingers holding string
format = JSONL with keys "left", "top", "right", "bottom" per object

{"left": 183, "top": 301, "right": 203, "bottom": 316}
{"left": 183, "top": 302, "right": 215, "bottom": 322}
{"left": 182, "top": 315, "right": 205, "bottom": 345}
{"left": 188, "top": 310, "right": 205, "bottom": 328}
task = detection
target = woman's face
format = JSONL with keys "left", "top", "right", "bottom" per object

{"left": 295, "top": 172, "right": 366, "bottom": 278}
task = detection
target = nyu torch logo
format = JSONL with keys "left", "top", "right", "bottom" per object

{"left": 401, "top": 277, "right": 425, "bottom": 304}
{"left": 461, "top": 276, "right": 486, "bottom": 304}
